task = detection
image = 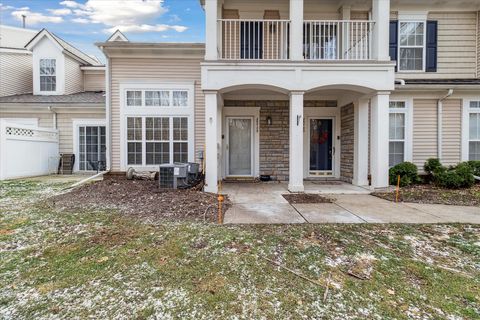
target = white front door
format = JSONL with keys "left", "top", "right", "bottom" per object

{"left": 226, "top": 117, "right": 254, "bottom": 176}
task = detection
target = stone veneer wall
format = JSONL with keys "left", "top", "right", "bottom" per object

{"left": 340, "top": 103, "right": 354, "bottom": 183}
{"left": 224, "top": 100, "right": 290, "bottom": 181}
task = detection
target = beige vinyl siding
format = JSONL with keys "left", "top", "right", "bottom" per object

{"left": 477, "top": 11, "right": 480, "bottom": 77}
{"left": 0, "top": 109, "right": 105, "bottom": 154}
{"left": 441, "top": 99, "right": 462, "bottom": 166}
{"left": 57, "top": 111, "right": 105, "bottom": 153}
{"left": 64, "top": 56, "right": 84, "bottom": 94}
{"left": 0, "top": 52, "right": 33, "bottom": 97}
{"left": 110, "top": 58, "right": 204, "bottom": 172}
{"left": 413, "top": 99, "right": 438, "bottom": 169}
{"left": 84, "top": 71, "right": 105, "bottom": 91}
{"left": 396, "top": 12, "right": 478, "bottom": 79}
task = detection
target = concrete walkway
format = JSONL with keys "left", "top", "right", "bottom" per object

{"left": 223, "top": 182, "right": 480, "bottom": 224}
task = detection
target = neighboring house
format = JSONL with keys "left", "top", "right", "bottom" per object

{"left": 99, "top": 0, "right": 480, "bottom": 193}
{"left": 0, "top": 25, "right": 38, "bottom": 97}
{"left": 0, "top": 28, "right": 106, "bottom": 172}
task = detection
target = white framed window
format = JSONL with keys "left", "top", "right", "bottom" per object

{"left": 389, "top": 101, "right": 407, "bottom": 166}
{"left": 125, "top": 89, "right": 189, "bottom": 107}
{"left": 79, "top": 126, "right": 106, "bottom": 171}
{"left": 39, "top": 59, "right": 56, "bottom": 91}
{"left": 126, "top": 116, "right": 189, "bottom": 166}
{"left": 126, "top": 91, "right": 142, "bottom": 106}
{"left": 468, "top": 101, "right": 480, "bottom": 160}
{"left": 398, "top": 21, "right": 425, "bottom": 71}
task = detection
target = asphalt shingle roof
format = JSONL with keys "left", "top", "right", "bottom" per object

{"left": 0, "top": 91, "right": 105, "bottom": 104}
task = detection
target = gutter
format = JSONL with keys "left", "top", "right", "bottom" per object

{"left": 395, "top": 79, "right": 406, "bottom": 86}
{"left": 47, "top": 106, "right": 57, "bottom": 129}
{"left": 437, "top": 89, "right": 454, "bottom": 160}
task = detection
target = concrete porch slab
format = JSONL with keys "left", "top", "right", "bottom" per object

{"left": 224, "top": 203, "right": 306, "bottom": 224}
{"left": 293, "top": 203, "right": 365, "bottom": 223}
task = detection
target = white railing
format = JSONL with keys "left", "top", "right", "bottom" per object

{"left": 219, "top": 19, "right": 290, "bottom": 60}
{"left": 303, "top": 20, "right": 375, "bottom": 60}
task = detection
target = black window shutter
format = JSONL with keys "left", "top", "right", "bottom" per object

{"left": 389, "top": 21, "right": 398, "bottom": 71}
{"left": 426, "top": 21, "right": 438, "bottom": 72}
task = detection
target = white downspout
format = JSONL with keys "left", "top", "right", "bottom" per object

{"left": 48, "top": 106, "right": 57, "bottom": 129}
{"left": 395, "top": 79, "right": 406, "bottom": 86}
{"left": 438, "top": 89, "right": 454, "bottom": 160}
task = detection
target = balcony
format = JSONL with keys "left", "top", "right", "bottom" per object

{"left": 218, "top": 19, "right": 375, "bottom": 61}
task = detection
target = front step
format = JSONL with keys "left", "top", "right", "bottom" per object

{"left": 223, "top": 177, "right": 257, "bottom": 183}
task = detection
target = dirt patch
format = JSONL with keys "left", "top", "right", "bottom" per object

{"left": 49, "top": 176, "right": 230, "bottom": 222}
{"left": 373, "top": 184, "right": 480, "bottom": 206}
{"left": 282, "top": 193, "right": 334, "bottom": 204}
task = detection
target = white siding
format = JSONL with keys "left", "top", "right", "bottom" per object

{"left": 441, "top": 99, "right": 462, "bottom": 166}
{"left": 64, "top": 56, "right": 84, "bottom": 94}
{"left": 84, "top": 71, "right": 105, "bottom": 91}
{"left": 110, "top": 57, "right": 204, "bottom": 172}
{"left": 413, "top": 99, "right": 438, "bottom": 169}
{"left": 0, "top": 52, "right": 33, "bottom": 97}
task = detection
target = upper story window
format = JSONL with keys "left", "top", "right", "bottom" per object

{"left": 399, "top": 22, "right": 425, "bottom": 71}
{"left": 39, "top": 59, "right": 56, "bottom": 91}
{"left": 126, "top": 90, "right": 189, "bottom": 107}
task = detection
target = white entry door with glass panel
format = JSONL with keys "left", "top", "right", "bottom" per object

{"left": 309, "top": 118, "right": 334, "bottom": 176}
{"left": 78, "top": 126, "right": 106, "bottom": 171}
{"left": 226, "top": 117, "right": 254, "bottom": 176}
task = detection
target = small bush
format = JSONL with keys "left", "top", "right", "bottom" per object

{"left": 389, "top": 162, "right": 419, "bottom": 187}
{"left": 424, "top": 158, "right": 445, "bottom": 176}
{"left": 435, "top": 163, "right": 475, "bottom": 189}
{"left": 466, "top": 161, "right": 480, "bottom": 177}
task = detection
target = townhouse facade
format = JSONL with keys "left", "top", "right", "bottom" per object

{"left": 0, "top": 27, "right": 106, "bottom": 172}
{"left": 1, "top": 0, "right": 480, "bottom": 194}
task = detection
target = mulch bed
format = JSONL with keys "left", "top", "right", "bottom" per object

{"left": 49, "top": 175, "right": 230, "bottom": 222}
{"left": 372, "top": 184, "right": 480, "bottom": 206}
{"left": 282, "top": 193, "right": 334, "bottom": 204}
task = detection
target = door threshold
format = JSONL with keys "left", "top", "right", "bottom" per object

{"left": 223, "top": 176, "right": 257, "bottom": 183}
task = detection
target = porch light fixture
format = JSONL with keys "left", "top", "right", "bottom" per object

{"left": 266, "top": 116, "right": 272, "bottom": 126}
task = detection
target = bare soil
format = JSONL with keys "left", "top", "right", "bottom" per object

{"left": 50, "top": 175, "right": 230, "bottom": 222}
{"left": 282, "top": 193, "right": 334, "bottom": 204}
{"left": 373, "top": 184, "right": 480, "bottom": 206}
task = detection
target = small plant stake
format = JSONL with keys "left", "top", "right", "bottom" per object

{"left": 395, "top": 175, "right": 401, "bottom": 203}
{"left": 217, "top": 180, "right": 224, "bottom": 224}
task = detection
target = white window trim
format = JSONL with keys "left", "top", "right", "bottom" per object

{"left": 119, "top": 82, "right": 195, "bottom": 171}
{"left": 389, "top": 98, "right": 413, "bottom": 164}
{"left": 462, "top": 98, "right": 480, "bottom": 161}
{"left": 72, "top": 119, "right": 107, "bottom": 173}
{"left": 0, "top": 118, "right": 38, "bottom": 127}
{"left": 39, "top": 58, "right": 57, "bottom": 93}
{"left": 397, "top": 20, "right": 427, "bottom": 73}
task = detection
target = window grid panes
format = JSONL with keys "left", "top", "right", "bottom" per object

{"left": 126, "top": 91, "right": 142, "bottom": 106}
{"left": 399, "top": 22, "right": 425, "bottom": 71}
{"left": 469, "top": 110, "right": 480, "bottom": 160}
{"left": 127, "top": 117, "right": 143, "bottom": 165}
{"left": 79, "top": 126, "right": 106, "bottom": 171}
{"left": 125, "top": 89, "right": 189, "bottom": 107}
{"left": 40, "top": 59, "right": 56, "bottom": 91}
{"left": 389, "top": 101, "right": 407, "bottom": 167}
{"left": 126, "top": 116, "right": 189, "bottom": 166}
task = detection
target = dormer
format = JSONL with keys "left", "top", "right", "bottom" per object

{"left": 25, "top": 29, "right": 102, "bottom": 95}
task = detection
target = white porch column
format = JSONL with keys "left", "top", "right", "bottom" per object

{"left": 353, "top": 98, "right": 369, "bottom": 186}
{"left": 289, "top": 91, "right": 304, "bottom": 192}
{"left": 204, "top": 91, "right": 220, "bottom": 193}
{"left": 205, "top": 0, "right": 219, "bottom": 60}
{"left": 289, "top": 0, "right": 304, "bottom": 60}
{"left": 372, "top": 0, "right": 390, "bottom": 61}
{"left": 370, "top": 92, "right": 390, "bottom": 189}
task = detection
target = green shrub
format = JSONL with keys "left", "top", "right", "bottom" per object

{"left": 435, "top": 163, "right": 475, "bottom": 189}
{"left": 466, "top": 161, "right": 480, "bottom": 176}
{"left": 389, "top": 162, "right": 419, "bottom": 187}
{"left": 424, "top": 158, "right": 445, "bottom": 176}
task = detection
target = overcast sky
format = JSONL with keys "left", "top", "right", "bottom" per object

{"left": 0, "top": 0, "right": 205, "bottom": 61}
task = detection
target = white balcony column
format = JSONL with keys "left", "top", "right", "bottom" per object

{"left": 289, "top": 91, "right": 305, "bottom": 192}
{"left": 289, "top": 0, "right": 304, "bottom": 60}
{"left": 371, "top": 0, "right": 390, "bottom": 61}
{"left": 205, "top": 0, "right": 219, "bottom": 60}
{"left": 370, "top": 92, "right": 390, "bottom": 189}
{"left": 204, "top": 90, "right": 220, "bottom": 193}
{"left": 353, "top": 98, "right": 369, "bottom": 186}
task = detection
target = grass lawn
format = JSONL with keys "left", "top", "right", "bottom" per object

{"left": 1, "top": 180, "right": 479, "bottom": 319}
